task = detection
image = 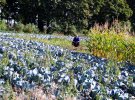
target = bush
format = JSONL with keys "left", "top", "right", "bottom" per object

{"left": 14, "top": 22, "right": 24, "bottom": 32}
{"left": 59, "top": 23, "right": 77, "bottom": 35}
{"left": 81, "top": 29, "right": 89, "bottom": 35}
{"left": 0, "top": 20, "right": 7, "bottom": 31}
{"left": 87, "top": 29, "right": 135, "bottom": 64}
{"left": 23, "top": 23, "right": 38, "bottom": 33}
{"left": 66, "top": 25, "right": 77, "bottom": 36}
{"left": 50, "top": 22, "right": 62, "bottom": 33}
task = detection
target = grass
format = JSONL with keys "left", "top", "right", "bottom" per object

{"left": 11, "top": 34, "right": 88, "bottom": 53}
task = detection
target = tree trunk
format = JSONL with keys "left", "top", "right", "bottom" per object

{"left": 38, "top": 19, "right": 44, "bottom": 32}
{"left": 46, "top": 19, "right": 50, "bottom": 34}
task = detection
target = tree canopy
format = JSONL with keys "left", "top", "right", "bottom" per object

{"left": 0, "top": 0, "right": 134, "bottom": 33}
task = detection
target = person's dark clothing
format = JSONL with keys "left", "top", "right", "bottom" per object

{"left": 72, "top": 37, "right": 80, "bottom": 47}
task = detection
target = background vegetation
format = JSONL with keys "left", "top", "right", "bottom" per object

{"left": 0, "top": 0, "right": 135, "bottom": 35}
{"left": 87, "top": 21, "right": 135, "bottom": 64}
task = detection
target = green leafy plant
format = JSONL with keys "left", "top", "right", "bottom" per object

{"left": 23, "top": 23, "right": 38, "bottom": 33}
{"left": 3, "top": 81, "right": 16, "bottom": 100}
{"left": 14, "top": 22, "right": 24, "bottom": 32}
{"left": 0, "top": 52, "right": 9, "bottom": 77}
{"left": 0, "top": 20, "right": 7, "bottom": 31}
{"left": 87, "top": 27, "right": 135, "bottom": 64}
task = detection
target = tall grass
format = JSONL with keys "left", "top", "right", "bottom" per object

{"left": 87, "top": 21, "right": 135, "bottom": 64}
{"left": 0, "top": 20, "right": 7, "bottom": 31}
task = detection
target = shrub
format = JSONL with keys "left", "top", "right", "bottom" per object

{"left": 87, "top": 29, "right": 135, "bottom": 64}
{"left": 59, "top": 23, "right": 77, "bottom": 35}
{"left": 81, "top": 29, "right": 89, "bottom": 35}
{"left": 23, "top": 23, "right": 38, "bottom": 33}
{"left": 14, "top": 22, "right": 24, "bottom": 32}
{"left": 0, "top": 20, "right": 7, "bottom": 31}
{"left": 50, "top": 22, "right": 62, "bottom": 33}
{"left": 67, "top": 25, "right": 77, "bottom": 36}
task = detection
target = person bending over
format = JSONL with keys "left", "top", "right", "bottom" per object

{"left": 72, "top": 35, "right": 80, "bottom": 47}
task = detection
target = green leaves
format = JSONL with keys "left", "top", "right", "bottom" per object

{"left": 0, "top": 0, "right": 6, "bottom": 6}
{"left": 87, "top": 29, "right": 135, "bottom": 64}
{"left": 88, "top": 0, "right": 132, "bottom": 25}
{"left": 0, "top": 52, "right": 9, "bottom": 77}
{"left": 0, "top": 0, "right": 135, "bottom": 34}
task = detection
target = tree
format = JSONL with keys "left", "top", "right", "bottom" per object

{"left": 2, "top": 0, "right": 20, "bottom": 26}
{"left": 0, "top": 0, "right": 133, "bottom": 34}
{"left": 0, "top": 0, "right": 6, "bottom": 20}
{"left": 55, "top": 0, "right": 90, "bottom": 34}
{"left": 88, "top": 0, "right": 132, "bottom": 28}
{"left": 18, "top": 0, "right": 38, "bottom": 24}
{"left": 38, "top": 0, "right": 58, "bottom": 33}
{"left": 126, "top": 0, "right": 135, "bottom": 30}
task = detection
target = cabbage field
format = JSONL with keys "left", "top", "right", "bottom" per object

{"left": 0, "top": 32, "right": 135, "bottom": 100}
